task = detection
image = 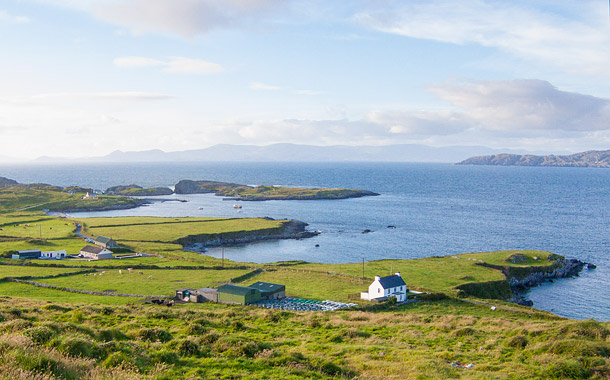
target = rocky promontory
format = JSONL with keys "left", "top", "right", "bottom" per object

{"left": 179, "top": 219, "right": 319, "bottom": 252}
{"left": 174, "top": 179, "right": 379, "bottom": 200}
{"left": 458, "top": 150, "right": 610, "bottom": 168}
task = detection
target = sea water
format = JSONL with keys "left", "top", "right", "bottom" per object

{"left": 1, "top": 162, "right": 608, "bottom": 321}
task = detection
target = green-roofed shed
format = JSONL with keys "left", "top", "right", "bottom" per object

{"left": 248, "top": 281, "right": 286, "bottom": 300}
{"left": 217, "top": 284, "right": 261, "bottom": 305}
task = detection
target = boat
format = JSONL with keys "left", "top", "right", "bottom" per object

{"left": 233, "top": 204, "right": 242, "bottom": 209}
{"left": 198, "top": 207, "right": 204, "bottom": 210}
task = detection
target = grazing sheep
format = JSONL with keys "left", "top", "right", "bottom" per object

{"left": 138, "top": 271, "right": 143, "bottom": 275}
{"left": 147, "top": 275, "right": 152, "bottom": 279}
{"left": 118, "top": 270, "right": 122, "bottom": 274}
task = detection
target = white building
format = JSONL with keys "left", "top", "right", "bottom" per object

{"left": 79, "top": 245, "right": 113, "bottom": 260}
{"left": 361, "top": 272, "right": 407, "bottom": 302}
{"left": 41, "top": 250, "right": 67, "bottom": 259}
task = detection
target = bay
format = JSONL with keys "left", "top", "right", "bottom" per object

{"left": 1, "top": 162, "right": 608, "bottom": 321}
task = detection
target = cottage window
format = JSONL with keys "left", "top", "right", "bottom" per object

{"left": 378, "top": 288, "right": 380, "bottom": 294}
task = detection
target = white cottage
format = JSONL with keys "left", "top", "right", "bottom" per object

{"left": 41, "top": 250, "right": 67, "bottom": 259}
{"left": 361, "top": 272, "right": 407, "bottom": 302}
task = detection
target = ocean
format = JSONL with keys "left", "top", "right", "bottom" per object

{"left": 1, "top": 162, "right": 608, "bottom": 321}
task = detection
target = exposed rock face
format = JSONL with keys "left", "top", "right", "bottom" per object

{"left": 0, "top": 177, "right": 18, "bottom": 188}
{"left": 508, "top": 258, "right": 588, "bottom": 306}
{"left": 458, "top": 150, "right": 610, "bottom": 168}
{"left": 181, "top": 219, "right": 319, "bottom": 252}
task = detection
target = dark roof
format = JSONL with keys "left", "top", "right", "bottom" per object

{"left": 248, "top": 281, "right": 285, "bottom": 294}
{"left": 95, "top": 236, "right": 114, "bottom": 244}
{"left": 80, "top": 245, "right": 105, "bottom": 254}
{"left": 217, "top": 284, "right": 259, "bottom": 296}
{"left": 378, "top": 275, "right": 406, "bottom": 289}
{"left": 17, "top": 249, "right": 41, "bottom": 254}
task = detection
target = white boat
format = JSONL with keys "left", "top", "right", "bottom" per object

{"left": 198, "top": 207, "right": 204, "bottom": 210}
{"left": 233, "top": 204, "right": 242, "bottom": 209}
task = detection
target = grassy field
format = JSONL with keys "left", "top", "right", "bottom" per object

{"left": 0, "top": 265, "right": 83, "bottom": 279}
{"left": 42, "top": 268, "right": 252, "bottom": 296}
{"left": 0, "top": 216, "right": 75, "bottom": 239}
{"left": 0, "top": 297, "right": 605, "bottom": 379}
{"left": 77, "top": 216, "right": 287, "bottom": 243}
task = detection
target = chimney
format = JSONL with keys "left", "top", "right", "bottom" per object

{"left": 395, "top": 272, "right": 401, "bottom": 277}
{"left": 374, "top": 275, "right": 381, "bottom": 281}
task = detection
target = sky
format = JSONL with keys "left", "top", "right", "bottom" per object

{"left": 1, "top": 0, "right": 610, "bottom": 159}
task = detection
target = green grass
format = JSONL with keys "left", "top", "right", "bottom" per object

{"left": 78, "top": 217, "right": 287, "bottom": 243}
{"left": 42, "top": 268, "right": 252, "bottom": 296}
{"left": 0, "top": 216, "right": 75, "bottom": 239}
{"left": 460, "top": 250, "right": 556, "bottom": 267}
{"left": 0, "top": 265, "right": 82, "bottom": 279}
{"left": 0, "top": 297, "right": 605, "bottom": 379}
{"left": 0, "top": 283, "right": 134, "bottom": 304}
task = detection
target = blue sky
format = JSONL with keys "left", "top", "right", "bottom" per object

{"left": 1, "top": 0, "right": 610, "bottom": 158}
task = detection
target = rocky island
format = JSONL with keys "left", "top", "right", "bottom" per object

{"left": 105, "top": 184, "right": 173, "bottom": 196}
{"left": 174, "top": 179, "right": 379, "bottom": 200}
{"left": 458, "top": 149, "right": 610, "bottom": 167}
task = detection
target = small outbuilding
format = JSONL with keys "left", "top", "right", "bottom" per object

{"left": 41, "top": 250, "right": 67, "bottom": 259}
{"left": 217, "top": 284, "right": 261, "bottom": 305}
{"left": 12, "top": 250, "right": 41, "bottom": 260}
{"left": 80, "top": 245, "right": 113, "bottom": 260}
{"left": 94, "top": 236, "right": 119, "bottom": 249}
{"left": 175, "top": 288, "right": 218, "bottom": 303}
{"left": 247, "top": 281, "right": 286, "bottom": 300}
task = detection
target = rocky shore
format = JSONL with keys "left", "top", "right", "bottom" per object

{"left": 182, "top": 220, "right": 319, "bottom": 252}
{"left": 508, "top": 258, "right": 591, "bottom": 306}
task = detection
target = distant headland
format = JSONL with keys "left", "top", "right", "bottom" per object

{"left": 458, "top": 149, "right": 610, "bottom": 168}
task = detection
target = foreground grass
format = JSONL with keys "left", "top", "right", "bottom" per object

{"left": 0, "top": 297, "right": 606, "bottom": 379}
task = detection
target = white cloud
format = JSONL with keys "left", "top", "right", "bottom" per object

{"left": 114, "top": 56, "right": 224, "bottom": 74}
{"left": 41, "top": 0, "right": 283, "bottom": 37}
{"left": 0, "top": 10, "right": 30, "bottom": 23}
{"left": 355, "top": 0, "right": 610, "bottom": 75}
{"left": 249, "top": 82, "right": 281, "bottom": 91}
{"left": 430, "top": 79, "right": 610, "bottom": 132}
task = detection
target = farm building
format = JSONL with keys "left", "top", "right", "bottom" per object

{"left": 80, "top": 245, "right": 113, "bottom": 260}
{"left": 247, "top": 281, "right": 286, "bottom": 300}
{"left": 217, "top": 284, "right": 261, "bottom": 305}
{"left": 94, "top": 236, "right": 119, "bottom": 249}
{"left": 175, "top": 288, "right": 218, "bottom": 303}
{"left": 361, "top": 272, "right": 407, "bottom": 302}
{"left": 11, "top": 250, "right": 41, "bottom": 260}
{"left": 41, "top": 250, "right": 67, "bottom": 259}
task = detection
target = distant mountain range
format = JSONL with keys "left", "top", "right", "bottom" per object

{"left": 13, "top": 143, "right": 561, "bottom": 164}
{"left": 458, "top": 150, "right": 610, "bottom": 168}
